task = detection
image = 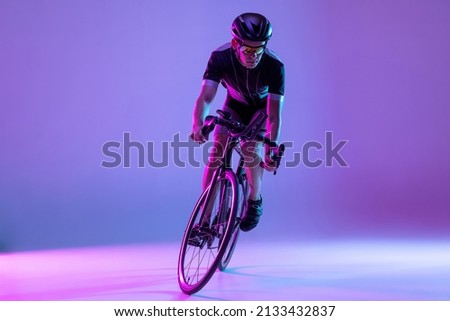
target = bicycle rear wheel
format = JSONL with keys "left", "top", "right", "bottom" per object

{"left": 178, "top": 170, "right": 238, "bottom": 294}
{"left": 218, "top": 176, "right": 248, "bottom": 271}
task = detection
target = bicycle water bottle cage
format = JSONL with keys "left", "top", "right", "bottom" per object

{"left": 238, "top": 110, "right": 267, "bottom": 141}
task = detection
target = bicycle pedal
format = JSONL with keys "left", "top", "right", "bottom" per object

{"left": 187, "top": 237, "right": 202, "bottom": 247}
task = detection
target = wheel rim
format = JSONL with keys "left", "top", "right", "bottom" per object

{"left": 219, "top": 179, "right": 247, "bottom": 270}
{"left": 178, "top": 171, "right": 237, "bottom": 294}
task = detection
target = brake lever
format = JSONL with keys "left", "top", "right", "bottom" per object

{"left": 259, "top": 143, "right": 285, "bottom": 175}
{"left": 272, "top": 143, "right": 285, "bottom": 175}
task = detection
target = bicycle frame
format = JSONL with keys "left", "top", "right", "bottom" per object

{"left": 178, "top": 109, "right": 284, "bottom": 294}
{"left": 206, "top": 136, "right": 245, "bottom": 193}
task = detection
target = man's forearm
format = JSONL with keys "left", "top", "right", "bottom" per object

{"left": 266, "top": 97, "right": 283, "bottom": 145}
{"left": 192, "top": 98, "right": 209, "bottom": 128}
{"left": 192, "top": 84, "right": 218, "bottom": 130}
{"left": 267, "top": 119, "right": 281, "bottom": 144}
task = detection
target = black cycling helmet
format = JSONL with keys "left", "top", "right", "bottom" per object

{"left": 231, "top": 13, "right": 272, "bottom": 42}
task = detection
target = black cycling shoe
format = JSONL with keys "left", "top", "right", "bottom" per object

{"left": 240, "top": 196, "right": 263, "bottom": 232}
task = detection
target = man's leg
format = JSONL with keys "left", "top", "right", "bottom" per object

{"left": 195, "top": 133, "right": 228, "bottom": 226}
{"left": 240, "top": 140, "right": 264, "bottom": 231}
{"left": 202, "top": 133, "right": 228, "bottom": 190}
{"left": 241, "top": 140, "right": 264, "bottom": 200}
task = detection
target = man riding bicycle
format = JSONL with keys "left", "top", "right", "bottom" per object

{"left": 191, "top": 12, "right": 285, "bottom": 232}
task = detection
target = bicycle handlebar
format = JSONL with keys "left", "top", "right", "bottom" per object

{"left": 201, "top": 112, "right": 243, "bottom": 138}
{"left": 201, "top": 110, "right": 285, "bottom": 174}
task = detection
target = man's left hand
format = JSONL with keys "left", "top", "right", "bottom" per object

{"left": 263, "top": 153, "right": 277, "bottom": 172}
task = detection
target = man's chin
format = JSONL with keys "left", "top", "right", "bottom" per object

{"left": 245, "top": 62, "right": 259, "bottom": 69}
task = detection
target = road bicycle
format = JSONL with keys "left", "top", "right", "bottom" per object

{"left": 177, "top": 109, "right": 285, "bottom": 294}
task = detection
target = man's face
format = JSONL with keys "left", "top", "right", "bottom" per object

{"left": 233, "top": 38, "right": 266, "bottom": 69}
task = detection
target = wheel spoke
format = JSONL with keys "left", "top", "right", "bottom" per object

{"left": 178, "top": 171, "right": 238, "bottom": 294}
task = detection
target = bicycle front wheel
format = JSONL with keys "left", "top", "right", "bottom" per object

{"left": 218, "top": 176, "right": 248, "bottom": 271}
{"left": 178, "top": 169, "right": 238, "bottom": 294}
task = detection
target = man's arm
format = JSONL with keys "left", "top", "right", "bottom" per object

{"left": 192, "top": 80, "right": 219, "bottom": 142}
{"left": 265, "top": 94, "right": 284, "bottom": 144}
{"left": 264, "top": 94, "right": 284, "bottom": 170}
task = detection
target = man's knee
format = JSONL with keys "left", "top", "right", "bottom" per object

{"left": 242, "top": 141, "right": 263, "bottom": 168}
{"left": 207, "top": 134, "right": 228, "bottom": 168}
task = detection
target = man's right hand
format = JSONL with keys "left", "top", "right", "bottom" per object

{"left": 190, "top": 124, "right": 207, "bottom": 144}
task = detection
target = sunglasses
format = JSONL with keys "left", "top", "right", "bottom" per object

{"left": 236, "top": 40, "right": 266, "bottom": 56}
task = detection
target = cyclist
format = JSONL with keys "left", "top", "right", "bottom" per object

{"left": 191, "top": 12, "right": 285, "bottom": 232}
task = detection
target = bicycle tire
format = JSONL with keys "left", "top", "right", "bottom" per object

{"left": 178, "top": 169, "right": 238, "bottom": 294}
{"left": 218, "top": 177, "right": 248, "bottom": 271}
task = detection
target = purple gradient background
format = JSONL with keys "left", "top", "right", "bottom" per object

{"left": 1, "top": 0, "right": 449, "bottom": 251}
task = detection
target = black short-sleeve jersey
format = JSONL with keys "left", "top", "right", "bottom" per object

{"left": 202, "top": 43, "right": 285, "bottom": 121}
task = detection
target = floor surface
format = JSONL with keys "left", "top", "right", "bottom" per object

{"left": 1, "top": 239, "right": 449, "bottom": 301}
